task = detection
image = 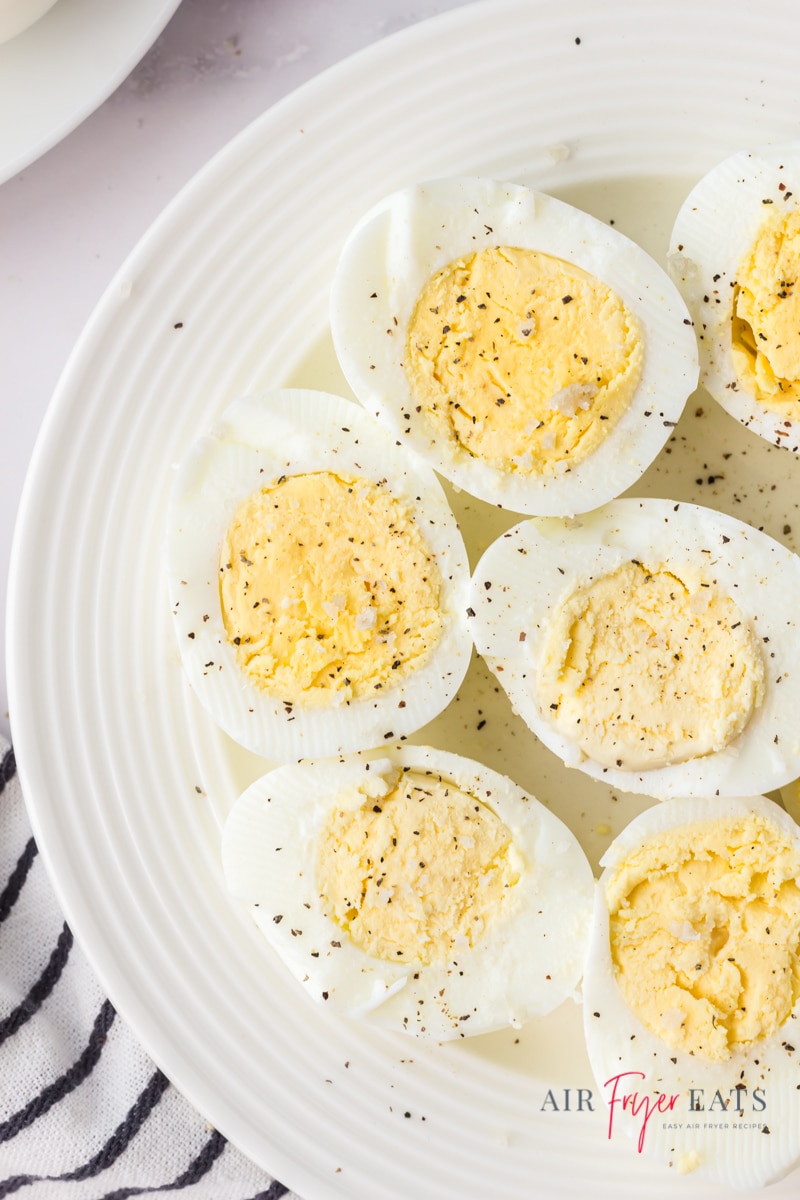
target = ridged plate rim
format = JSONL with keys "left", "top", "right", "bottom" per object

{"left": 8, "top": 1, "right": 800, "bottom": 1196}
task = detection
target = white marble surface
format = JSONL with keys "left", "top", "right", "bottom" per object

{"left": 0, "top": 0, "right": 469, "bottom": 743}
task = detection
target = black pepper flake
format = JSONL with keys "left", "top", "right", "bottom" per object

{"left": 561, "top": 294, "right": 573, "bottom": 304}
{"left": 466, "top": 606, "right": 476, "bottom": 618}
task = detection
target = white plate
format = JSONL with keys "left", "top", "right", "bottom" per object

{"left": 0, "top": 0, "right": 181, "bottom": 183}
{"left": 7, "top": 1, "right": 800, "bottom": 1196}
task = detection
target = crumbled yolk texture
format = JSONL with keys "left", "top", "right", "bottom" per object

{"left": 607, "top": 815, "right": 800, "bottom": 1062}
{"left": 316, "top": 771, "right": 521, "bottom": 965}
{"left": 404, "top": 246, "right": 643, "bottom": 475}
{"left": 218, "top": 472, "right": 442, "bottom": 706}
{"left": 732, "top": 209, "right": 800, "bottom": 415}
{"left": 537, "top": 561, "right": 765, "bottom": 771}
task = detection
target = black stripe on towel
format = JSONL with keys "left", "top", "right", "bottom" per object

{"left": 98, "top": 1127, "right": 228, "bottom": 1199}
{"left": 0, "top": 998, "right": 116, "bottom": 1143}
{"left": 68, "top": 1068, "right": 171, "bottom": 1180}
{"left": 0, "top": 1069, "right": 171, "bottom": 1198}
{"left": 0, "top": 747, "right": 15, "bottom": 795}
{"left": 0, "top": 746, "right": 36, "bottom": 926}
{"left": 158, "top": 1128, "right": 227, "bottom": 1190}
{"left": 248, "top": 1183, "right": 290, "bottom": 1200}
{"left": 0, "top": 922, "right": 73, "bottom": 1046}
{"left": 0, "top": 838, "right": 38, "bottom": 925}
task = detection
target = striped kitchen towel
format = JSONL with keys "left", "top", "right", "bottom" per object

{"left": 0, "top": 737, "right": 300, "bottom": 1200}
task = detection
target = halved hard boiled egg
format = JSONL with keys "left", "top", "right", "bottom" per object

{"left": 166, "top": 389, "right": 472, "bottom": 760}
{"left": 467, "top": 497, "right": 800, "bottom": 799}
{"left": 221, "top": 743, "right": 594, "bottom": 1039}
{"left": 669, "top": 143, "right": 800, "bottom": 453}
{"left": 583, "top": 794, "right": 800, "bottom": 1190}
{"left": 330, "top": 176, "right": 699, "bottom": 516}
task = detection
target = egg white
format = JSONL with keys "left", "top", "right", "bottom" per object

{"left": 330, "top": 175, "right": 699, "bottom": 517}
{"left": 668, "top": 143, "right": 800, "bottom": 453}
{"left": 165, "top": 388, "right": 472, "bottom": 761}
{"left": 467, "top": 497, "right": 800, "bottom": 800}
{"left": 583, "top": 794, "right": 800, "bottom": 1191}
{"left": 221, "top": 743, "right": 594, "bottom": 1040}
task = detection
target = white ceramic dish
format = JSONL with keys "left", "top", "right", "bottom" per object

{"left": 0, "top": 0, "right": 181, "bottom": 183}
{"left": 7, "top": 1, "right": 800, "bottom": 1196}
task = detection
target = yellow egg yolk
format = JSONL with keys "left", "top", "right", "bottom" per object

{"left": 315, "top": 770, "right": 521, "bottom": 966}
{"left": 404, "top": 245, "right": 643, "bottom": 474}
{"left": 537, "top": 560, "right": 765, "bottom": 771}
{"left": 732, "top": 208, "right": 800, "bottom": 415}
{"left": 607, "top": 815, "right": 800, "bottom": 1062}
{"left": 218, "top": 472, "right": 442, "bottom": 706}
